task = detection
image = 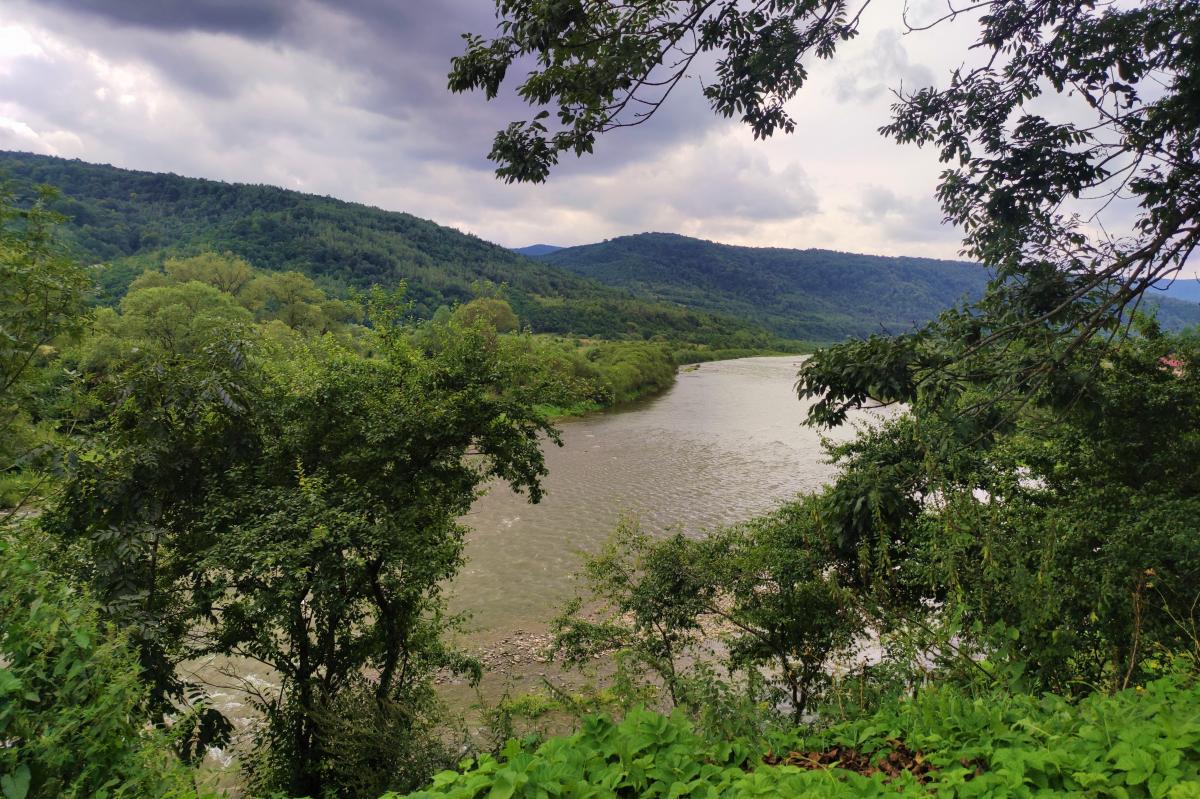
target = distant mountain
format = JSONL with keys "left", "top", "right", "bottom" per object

{"left": 1154, "top": 277, "right": 1200, "bottom": 304}
{"left": 513, "top": 244, "right": 563, "bottom": 257}
{"left": 540, "top": 233, "right": 1200, "bottom": 340}
{"left": 9, "top": 152, "right": 1189, "bottom": 344}
{"left": 538, "top": 233, "right": 988, "bottom": 341}
{"left": 0, "top": 152, "right": 772, "bottom": 344}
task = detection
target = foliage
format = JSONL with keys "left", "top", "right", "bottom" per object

{"left": 295, "top": 677, "right": 460, "bottom": 799}
{"left": 815, "top": 328, "right": 1200, "bottom": 692}
{"left": 0, "top": 186, "right": 91, "bottom": 508}
{"left": 121, "top": 252, "right": 360, "bottom": 342}
{"left": 582, "top": 342, "right": 678, "bottom": 404}
{"left": 44, "top": 325, "right": 259, "bottom": 733}
{"left": 393, "top": 675, "right": 1200, "bottom": 799}
{"left": 0, "top": 185, "right": 90, "bottom": 402}
{"left": 47, "top": 291, "right": 570, "bottom": 797}
{"left": 553, "top": 501, "right": 869, "bottom": 729}
{"left": 453, "top": 296, "right": 519, "bottom": 333}
{"left": 209, "top": 328, "right": 556, "bottom": 797}
{"left": 0, "top": 151, "right": 784, "bottom": 346}
{"left": 0, "top": 531, "right": 202, "bottom": 799}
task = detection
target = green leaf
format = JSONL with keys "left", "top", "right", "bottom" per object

{"left": 1, "top": 765, "right": 31, "bottom": 799}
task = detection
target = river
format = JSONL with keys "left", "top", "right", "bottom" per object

{"left": 198, "top": 355, "right": 876, "bottom": 772}
{"left": 450, "top": 355, "right": 868, "bottom": 646}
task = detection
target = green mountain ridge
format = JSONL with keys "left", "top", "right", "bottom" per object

{"left": 6, "top": 151, "right": 1193, "bottom": 343}
{"left": 534, "top": 232, "right": 988, "bottom": 340}
{"left": 537, "top": 231, "right": 1200, "bottom": 339}
{"left": 0, "top": 151, "right": 770, "bottom": 345}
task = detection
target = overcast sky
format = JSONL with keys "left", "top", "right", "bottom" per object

{"left": 0, "top": 1, "right": 988, "bottom": 258}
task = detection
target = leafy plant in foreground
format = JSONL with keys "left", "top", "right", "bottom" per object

{"left": 0, "top": 531, "right": 202, "bottom": 799}
{"left": 391, "top": 675, "right": 1200, "bottom": 799}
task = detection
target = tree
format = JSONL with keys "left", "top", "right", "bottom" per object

{"left": 0, "top": 187, "right": 90, "bottom": 508}
{"left": 241, "top": 271, "right": 327, "bottom": 330}
{"left": 815, "top": 324, "right": 1200, "bottom": 692}
{"left": 117, "top": 281, "right": 255, "bottom": 355}
{"left": 49, "top": 298, "right": 563, "bottom": 797}
{"left": 163, "top": 252, "right": 255, "bottom": 295}
{"left": 0, "top": 187, "right": 89, "bottom": 402}
{"left": 450, "top": 0, "right": 1200, "bottom": 422}
{"left": 46, "top": 332, "right": 258, "bottom": 750}
{"left": 205, "top": 324, "right": 558, "bottom": 796}
{"left": 553, "top": 502, "right": 867, "bottom": 729}
{"left": 453, "top": 296, "right": 520, "bottom": 333}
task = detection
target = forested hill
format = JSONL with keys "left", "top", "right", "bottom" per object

{"left": 538, "top": 232, "right": 1200, "bottom": 340}
{"left": 0, "top": 151, "right": 772, "bottom": 344}
{"left": 9, "top": 151, "right": 1193, "bottom": 343}
{"left": 536, "top": 233, "right": 987, "bottom": 340}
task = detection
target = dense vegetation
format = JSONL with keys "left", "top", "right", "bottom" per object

{"left": 5, "top": 0, "right": 1200, "bottom": 793}
{"left": 0, "top": 198, "right": 753, "bottom": 796}
{"left": 3, "top": 217, "right": 1199, "bottom": 799}
{"left": 0, "top": 151, "right": 788, "bottom": 348}
{"left": 540, "top": 233, "right": 988, "bottom": 341}
{"left": 0, "top": 534, "right": 200, "bottom": 799}
{"left": 397, "top": 677, "right": 1200, "bottom": 799}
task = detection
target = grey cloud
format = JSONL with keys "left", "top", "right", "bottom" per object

{"left": 33, "top": 0, "right": 295, "bottom": 38}
{"left": 671, "top": 162, "right": 817, "bottom": 222}
{"left": 586, "top": 139, "right": 819, "bottom": 231}
{"left": 0, "top": 0, "right": 966, "bottom": 259}
{"left": 855, "top": 184, "right": 954, "bottom": 243}
{"left": 15, "top": 0, "right": 728, "bottom": 173}
{"left": 295, "top": 0, "right": 729, "bottom": 173}
{"left": 833, "top": 28, "right": 936, "bottom": 103}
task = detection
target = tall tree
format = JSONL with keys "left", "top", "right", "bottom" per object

{"left": 0, "top": 187, "right": 90, "bottom": 512}
{"left": 49, "top": 298, "right": 560, "bottom": 796}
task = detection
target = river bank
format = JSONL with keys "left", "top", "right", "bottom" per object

{"left": 535, "top": 344, "right": 808, "bottom": 420}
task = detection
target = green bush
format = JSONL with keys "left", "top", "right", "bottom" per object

{"left": 585, "top": 342, "right": 677, "bottom": 404}
{"left": 391, "top": 676, "right": 1200, "bottom": 799}
{"left": 0, "top": 532, "right": 201, "bottom": 799}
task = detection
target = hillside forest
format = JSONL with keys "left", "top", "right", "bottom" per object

{"left": 5, "top": 0, "right": 1200, "bottom": 793}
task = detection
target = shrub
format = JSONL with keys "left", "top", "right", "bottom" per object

{"left": 390, "top": 675, "right": 1200, "bottom": 799}
{"left": 0, "top": 531, "right": 201, "bottom": 799}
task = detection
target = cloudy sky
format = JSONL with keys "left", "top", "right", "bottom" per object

{"left": 0, "top": 0, "right": 984, "bottom": 257}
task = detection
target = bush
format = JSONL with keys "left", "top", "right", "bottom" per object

{"left": 552, "top": 502, "right": 868, "bottom": 730}
{"left": 585, "top": 342, "right": 676, "bottom": 403}
{"left": 390, "top": 675, "right": 1200, "bottom": 798}
{"left": 0, "top": 531, "right": 201, "bottom": 799}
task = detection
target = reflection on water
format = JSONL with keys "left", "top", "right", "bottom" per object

{"left": 451, "top": 355, "right": 867, "bottom": 640}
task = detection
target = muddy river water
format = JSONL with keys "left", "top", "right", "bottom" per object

{"left": 449, "top": 355, "right": 867, "bottom": 645}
